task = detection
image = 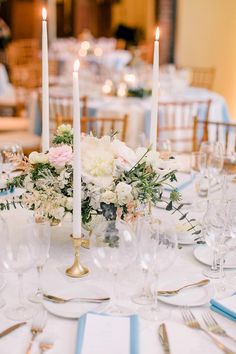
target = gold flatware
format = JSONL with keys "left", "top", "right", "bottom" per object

{"left": 181, "top": 308, "right": 236, "bottom": 354}
{"left": 43, "top": 293, "right": 110, "bottom": 304}
{"left": 202, "top": 312, "right": 236, "bottom": 343}
{"left": 159, "top": 323, "right": 171, "bottom": 353}
{"left": 0, "top": 322, "right": 26, "bottom": 338}
{"left": 39, "top": 340, "right": 54, "bottom": 353}
{"left": 158, "top": 279, "right": 210, "bottom": 296}
{"left": 26, "top": 310, "right": 47, "bottom": 354}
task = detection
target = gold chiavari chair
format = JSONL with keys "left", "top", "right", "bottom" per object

{"left": 157, "top": 100, "right": 212, "bottom": 152}
{"left": 193, "top": 117, "right": 236, "bottom": 154}
{"left": 49, "top": 95, "right": 88, "bottom": 137}
{"left": 190, "top": 67, "right": 216, "bottom": 90}
{"left": 56, "top": 114, "right": 128, "bottom": 141}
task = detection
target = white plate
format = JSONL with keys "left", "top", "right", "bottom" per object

{"left": 193, "top": 245, "right": 236, "bottom": 269}
{"left": 43, "top": 284, "right": 109, "bottom": 319}
{"left": 158, "top": 275, "right": 214, "bottom": 307}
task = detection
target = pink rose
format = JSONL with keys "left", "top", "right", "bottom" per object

{"left": 48, "top": 145, "right": 72, "bottom": 168}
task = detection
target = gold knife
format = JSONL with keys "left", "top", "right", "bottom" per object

{"left": 0, "top": 322, "right": 26, "bottom": 338}
{"left": 159, "top": 323, "right": 171, "bottom": 354}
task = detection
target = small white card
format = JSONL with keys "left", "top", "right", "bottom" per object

{"left": 80, "top": 313, "right": 130, "bottom": 354}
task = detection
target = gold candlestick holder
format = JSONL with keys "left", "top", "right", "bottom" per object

{"left": 65, "top": 236, "right": 89, "bottom": 278}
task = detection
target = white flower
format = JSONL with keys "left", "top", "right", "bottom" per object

{"left": 101, "top": 190, "right": 117, "bottom": 204}
{"left": 57, "top": 124, "right": 73, "bottom": 135}
{"left": 154, "top": 159, "right": 176, "bottom": 175}
{"left": 112, "top": 139, "right": 136, "bottom": 166}
{"left": 65, "top": 197, "right": 73, "bottom": 210}
{"left": 52, "top": 207, "right": 65, "bottom": 220}
{"left": 115, "top": 182, "right": 133, "bottom": 205}
{"left": 29, "top": 151, "right": 48, "bottom": 164}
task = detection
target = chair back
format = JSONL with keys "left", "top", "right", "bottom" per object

{"left": 157, "top": 100, "right": 212, "bottom": 152}
{"left": 193, "top": 117, "right": 236, "bottom": 154}
{"left": 55, "top": 114, "right": 128, "bottom": 142}
{"left": 6, "top": 39, "right": 39, "bottom": 66}
{"left": 49, "top": 95, "right": 87, "bottom": 137}
{"left": 190, "top": 67, "right": 215, "bottom": 90}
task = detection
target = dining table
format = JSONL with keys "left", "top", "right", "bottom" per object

{"left": 0, "top": 171, "right": 236, "bottom": 354}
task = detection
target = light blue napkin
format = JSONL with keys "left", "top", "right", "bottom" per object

{"left": 165, "top": 176, "right": 194, "bottom": 192}
{"left": 75, "top": 312, "right": 139, "bottom": 354}
{"left": 210, "top": 294, "right": 236, "bottom": 322}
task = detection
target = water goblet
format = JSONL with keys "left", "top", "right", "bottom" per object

{"left": 202, "top": 199, "right": 228, "bottom": 279}
{"left": 0, "top": 143, "right": 24, "bottom": 179}
{"left": 138, "top": 216, "right": 177, "bottom": 321}
{"left": 28, "top": 220, "right": 51, "bottom": 303}
{"left": 0, "top": 216, "right": 41, "bottom": 321}
{"left": 90, "top": 219, "right": 137, "bottom": 315}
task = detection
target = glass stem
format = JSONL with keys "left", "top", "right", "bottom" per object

{"left": 36, "top": 266, "right": 43, "bottom": 296}
{"left": 111, "top": 272, "right": 119, "bottom": 308}
{"left": 17, "top": 273, "right": 24, "bottom": 305}
{"left": 142, "top": 268, "right": 149, "bottom": 296}
{"left": 211, "top": 250, "right": 218, "bottom": 271}
{"left": 152, "top": 272, "right": 159, "bottom": 312}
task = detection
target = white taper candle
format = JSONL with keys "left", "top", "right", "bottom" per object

{"left": 150, "top": 27, "right": 160, "bottom": 151}
{"left": 72, "top": 59, "right": 81, "bottom": 238}
{"left": 42, "top": 8, "right": 50, "bottom": 153}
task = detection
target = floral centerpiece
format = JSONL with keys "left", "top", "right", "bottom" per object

{"left": 5, "top": 125, "right": 200, "bottom": 237}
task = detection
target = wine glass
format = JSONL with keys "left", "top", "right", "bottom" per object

{"left": 200, "top": 141, "right": 224, "bottom": 197}
{"left": 0, "top": 216, "right": 40, "bottom": 320}
{"left": 202, "top": 199, "right": 228, "bottom": 279}
{"left": 28, "top": 220, "right": 51, "bottom": 303}
{"left": 0, "top": 143, "right": 24, "bottom": 179}
{"left": 138, "top": 215, "right": 177, "bottom": 321}
{"left": 190, "top": 152, "right": 207, "bottom": 207}
{"left": 90, "top": 219, "right": 137, "bottom": 315}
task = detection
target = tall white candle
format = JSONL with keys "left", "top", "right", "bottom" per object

{"left": 42, "top": 8, "right": 50, "bottom": 153}
{"left": 150, "top": 27, "right": 160, "bottom": 151}
{"left": 73, "top": 60, "right": 82, "bottom": 238}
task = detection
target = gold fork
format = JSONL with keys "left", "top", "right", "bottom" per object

{"left": 39, "top": 340, "right": 54, "bottom": 353}
{"left": 202, "top": 311, "right": 236, "bottom": 343}
{"left": 181, "top": 308, "right": 236, "bottom": 354}
{"left": 25, "top": 309, "right": 47, "bottom": 354}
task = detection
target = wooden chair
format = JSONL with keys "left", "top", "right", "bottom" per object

{"left": 189, "top": 67, "right": 216, "bottom": 90}
{"left": 0, "top": 116, "right": 40, "bottom": 156}
{"left": 6, "top": 39, "right": 39, "bottom": 66}
{"left": 56, "top": 114, "right": 128, "bottom": 141}
{"left": 193, "top": 117, "right": 236, "bottom": 154}
{"left": 157, "top": 100, "right": 212, "bottom": 152}
{"left": 49, "top": 95, "right": 88, "bottom": 138}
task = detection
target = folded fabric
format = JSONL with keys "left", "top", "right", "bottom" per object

{"left": 75, "top": 312, "right": 139, "bottom": 354}
{"left": 165, "top": 176, "right": 193, "bottom": 192}
{"left": 210, "top": 294, "right": 236, "bottom": 322}
{"left": 163, "top": 320, "right": 223, "bottom": 354}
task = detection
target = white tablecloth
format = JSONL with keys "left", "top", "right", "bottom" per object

{"left": 0, "top": 175, "right": 236, "bottom": 354}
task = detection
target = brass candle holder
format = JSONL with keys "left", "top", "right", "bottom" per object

{"left": 65, "top": 236, "right": 89, "bottom": 278}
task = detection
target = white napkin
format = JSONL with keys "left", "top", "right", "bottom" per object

{"left": 165, "top": 321, "right": 224, "bottom": 354}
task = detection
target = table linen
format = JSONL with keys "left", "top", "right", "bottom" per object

{"left": 0, "top": 175, "right": 236, "bottom": 353}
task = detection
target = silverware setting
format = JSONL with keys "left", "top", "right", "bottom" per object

{"left": 181, "top": 307, "right": 236, "bottom": 354}
{"left": 159, "top": 323, "right": 171, "bottom": 353}
{"left": 0, "top": 322, "right": 26, "bottom": 338}
{"left": 202, "top": 311, "right": 236, "bottom": 343}
{"left": 25, "top": 309, "right": 47, "bottom": 354}
{"left": 158, "top": 279, "right": 210, "bottom": 296}
{"left": 43, "top": 293, "right": 110, "bottom": 304}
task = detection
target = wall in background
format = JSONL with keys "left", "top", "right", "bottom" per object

{"left": 111, "top": 0, "right": 155, "bottom": 41}
{"left": 176, "top": 0, "right": 236, "bottom": 118}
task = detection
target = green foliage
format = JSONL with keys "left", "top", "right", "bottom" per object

{"left": 52, "top": 132, "right": 73, "bottom": 146}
